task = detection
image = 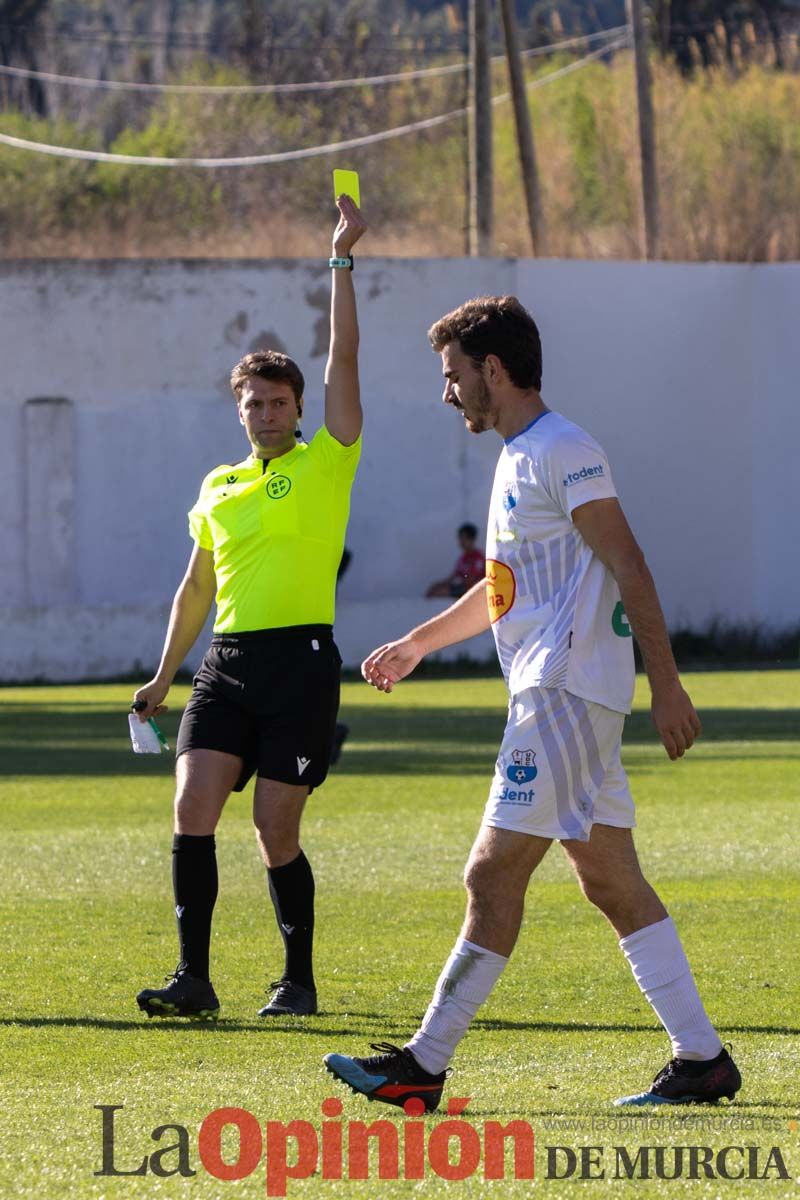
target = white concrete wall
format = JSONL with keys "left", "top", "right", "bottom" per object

{"left": 0, "top": 257, "right": 797, "bottom": 681}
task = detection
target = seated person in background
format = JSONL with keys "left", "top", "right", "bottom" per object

{"left": 425, "top": 522, "right": 485, "bottom": 598}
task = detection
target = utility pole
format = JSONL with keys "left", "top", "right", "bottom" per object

{"left": 626, "top": 0, "right": 659, "bottom": 258}
{"left": 468, "top": 0, "right": 493, "bottom": 256}
{"left": 499, "top": 0, "right": 546, "bottom": 256}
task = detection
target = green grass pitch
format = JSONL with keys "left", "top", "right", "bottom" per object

{"left": 1, "top": 671, "right": 799, "bottom": 1197}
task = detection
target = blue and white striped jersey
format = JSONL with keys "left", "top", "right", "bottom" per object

{"left": 486, "top": 410, "right": 635, "bottom": 714}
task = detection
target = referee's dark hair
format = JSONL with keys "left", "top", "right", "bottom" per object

{"left": 428, "top": 296, "right": 542, "bottom": 391}
{"left": 230, "top": 351, "right": 305, "bottom": 406}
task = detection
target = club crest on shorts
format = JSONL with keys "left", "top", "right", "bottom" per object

{"left": 506, "top": 747, "right": 537, "bottom": 784}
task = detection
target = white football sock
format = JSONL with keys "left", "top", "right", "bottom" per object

{"left": 620, "top": 916, "right": 722, "bottom": 1061}
{"left": 405, "top": 937, "right": 509, "bottom": 1075}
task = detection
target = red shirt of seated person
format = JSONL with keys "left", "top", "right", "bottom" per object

{"left": 425, "top": 523, "right": 486, "bottom": 598}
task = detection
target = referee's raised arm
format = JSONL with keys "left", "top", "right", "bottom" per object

{"left": 324, "top": 195, "right": 367, "bottom": 446}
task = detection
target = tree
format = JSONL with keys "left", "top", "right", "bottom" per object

{"left": 0, "top": 0, "right": 50, "bottom": 114}
{"left": 652, "top": 0, "right": 797, "bottom": 72}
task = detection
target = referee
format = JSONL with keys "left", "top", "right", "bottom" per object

{"left": 133, "top": 196, "right": 366, "bottom": 1020}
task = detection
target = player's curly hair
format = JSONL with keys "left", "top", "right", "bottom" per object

{"left": 428, "top": 295, "right": 542, "bottom": 391}
{"left": 230, "top": 351, "right": 305, "bottom": 404}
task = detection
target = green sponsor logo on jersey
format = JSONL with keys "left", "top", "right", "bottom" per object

{"left": 612, "top": 601, "right": 632, "bottom": 637}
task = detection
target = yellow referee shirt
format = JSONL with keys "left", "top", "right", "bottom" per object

{"left": 188, "top": 426, "right": 361, "bottom": 633}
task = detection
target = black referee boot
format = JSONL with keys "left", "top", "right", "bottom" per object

{"left": 137, "top": 963, "right": 220, "bottom": 1020}
{"left": 258, "top": 979, "right": 317, "bottom": 1017}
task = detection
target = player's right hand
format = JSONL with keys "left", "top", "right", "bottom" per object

{"left": 131, "top": 678, "right": 169, "bottom": 721}
{"left": 361, "top": 636, "right": 424, "bottom": 693}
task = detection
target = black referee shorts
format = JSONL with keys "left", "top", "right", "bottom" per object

{"left": 176, "top": 625, "right": 341, "bottom": 793}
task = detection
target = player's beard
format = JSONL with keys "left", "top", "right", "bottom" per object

{"left": 463, "top": 376, "right": 494, "bottom": 434}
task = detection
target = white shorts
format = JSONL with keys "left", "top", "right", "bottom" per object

{"left": 483, "top": 686, "right": 635, "bottom": 842}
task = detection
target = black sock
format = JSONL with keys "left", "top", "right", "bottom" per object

{"left": 267, "top": 851, "right": 315, "bottom": 990}
{"left": 172, "top": 833, "right": 218, "bottom": 982}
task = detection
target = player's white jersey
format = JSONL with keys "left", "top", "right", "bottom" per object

{"left": 486, "top": 409, "right": 635, "bottom": 714}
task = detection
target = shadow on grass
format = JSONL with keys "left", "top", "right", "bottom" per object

{"left": 474, "top": 1018, "right": 800, "bottom": 1036}
{"left": 492, "top": 1102, "right": 796, "bottom": 1117}
{"left": 724, "top": 1100, "right": 799, "bottom": 1111}
{"left": 0, "top": 1015, "right": 409, "bottom": 1036}
{"left": 1, "top": 703, "right": 798, "bottom": 779}
{"left": 474, "top": 1019, "right": 664, "bottom": 1035}
{"left": 12, "top": 1015, "right": 786, "bottom": 1037}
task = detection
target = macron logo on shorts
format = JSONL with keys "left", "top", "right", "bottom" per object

{"left": 297, "top": 756, "right": 311, "bottom": 776}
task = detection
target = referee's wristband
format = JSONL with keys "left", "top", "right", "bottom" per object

{"left": 329, "top": 255, "right": 354, "bottom": 270}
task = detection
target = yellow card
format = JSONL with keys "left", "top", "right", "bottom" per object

{"left": 333, "top": 169, "right": 360, "bottom": 208}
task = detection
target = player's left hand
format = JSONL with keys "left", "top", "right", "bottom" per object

{"left": 650, "top": 680, "right": 702, "bottom": 760}
{"left": 332, "top": 195, "right": 367, "bottom": 258}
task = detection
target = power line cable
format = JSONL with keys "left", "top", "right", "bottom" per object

{"left": 0, "top": 18, "right": 632, "bottom": 49}
{"left": 0, "top": 36, "right": 629, "bottom": 168}
{"left": 0, "top": 26, "right": 628, "bottom": 95}
{"left": 0, "top": 21, "right": 462, "bottom": 49}
{"left": 0, "top": 57, "right": 466, "bottom": 92}
{"left": 520, "top": 26, "right": 628, "bottom": 58}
